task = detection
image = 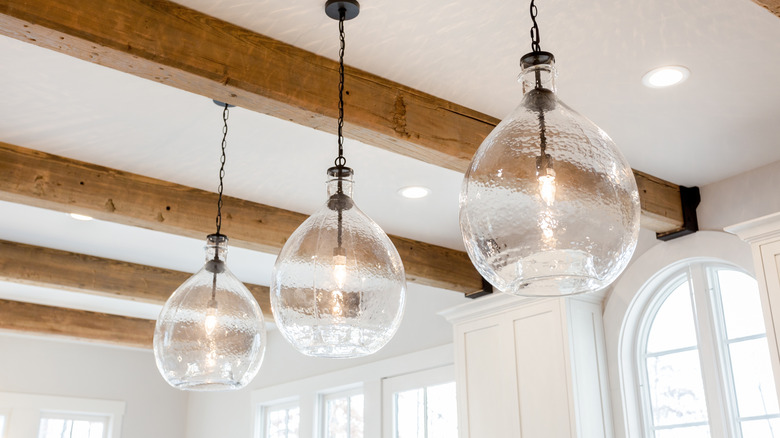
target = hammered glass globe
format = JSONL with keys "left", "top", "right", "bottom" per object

{"left": 154, "top": 234, "right": 266, "bottom": 390}
{"left": 460, "top": 52, "right": 640, "bottom": 297}
{"left": 271, "top": 168, "right": 406, "bottom": 358}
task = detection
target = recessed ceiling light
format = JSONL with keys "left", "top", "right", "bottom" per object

{"left": 398, "top": 186, "right": 431, "bottom": 199}
{"left": 69, "top": 213, "right": 94, "bottom": 221}
{"left": 642, "top": 66, "right": 690, "bottom": 88}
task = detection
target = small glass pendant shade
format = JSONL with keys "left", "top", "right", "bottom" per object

{"left": 154, "top": 234, "right": 266, "bottom": 390}
{"left": 460, "top": 52, "right": 640, "bottom": 297}
{"left": 271, "top": 167, "right": 406, "bottom": 358}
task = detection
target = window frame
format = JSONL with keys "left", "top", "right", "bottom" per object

{"left": 250, "top": 344, "right": 455, "bottom": 438}
{"left": 319, "top": 386, "right": 364, "bottom": 438}
{"left": 380, "top": 365, "right": 455, "bottom": 438}
{"left": 633, "top": 261, "right": 779, "bottom": 437}
{"left": 0, "top": 393, "right": 124, "bottom": 438}
{"left": 0, "top": 409, "right": 9, "bottom": 438}
{"left": 258, "top": 399, "right": 300, "bottom": 438}
{"left": 38, "top": 412, "right": 111, "bottom": 438}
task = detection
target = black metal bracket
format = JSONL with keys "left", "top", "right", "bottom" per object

{"left": 656, "top": 185, "right": 701, "bottom": 241}
{"left": 465, "top": 277, "right": 494, "bottom": 299}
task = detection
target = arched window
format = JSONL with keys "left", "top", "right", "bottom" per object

{"left": 637, "top": 262, "right": 779, "bottom": 437}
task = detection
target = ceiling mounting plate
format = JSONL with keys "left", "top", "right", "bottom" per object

{"left": 325, "top": 0, "right": 360, "bottom": 20}
{"left": 212, "top": 99, "right": 235, "bottom": 108}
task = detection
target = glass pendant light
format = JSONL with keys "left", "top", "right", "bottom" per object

{"left": 271, "top": 0, "right": 406, "bottom": 358}
{"left": 154, "top": 102, "right": 266, "bottom": 390}
{"left": 459, "top": 0, "right": 640, "bottom": 297}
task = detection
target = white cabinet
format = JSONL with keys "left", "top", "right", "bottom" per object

{"left": 727, "top": 212, "right": 780, "bottom": 401}
{"left": 441, "top": 294, "right": 612, "bottom": 438}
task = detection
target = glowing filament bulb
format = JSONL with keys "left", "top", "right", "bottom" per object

{"left": 204, "top": 300, "right": 218, "bottom": 335}
{"left": 333, "top": 250, "right": 347, "bottom": 289}
{"left": 538, "top": 168, "right": 556, "bottom": 205}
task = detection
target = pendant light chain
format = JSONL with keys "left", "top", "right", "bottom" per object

{"left": 529, "top": 0, "right": 541, "bottom": 53}
{"left": 335, "top": 8, "right": 347, "bottom": 170}
{"left": 215, "top": 102, "right": 229, "bottom": 239}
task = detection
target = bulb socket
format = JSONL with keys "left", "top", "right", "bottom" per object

{"left": 328, "top": 193, "right": 354, "bottom": 211}
{"left": 523, "top": 88, "right": 557, "bottom": 112}
{"left": 205, "top": 259, "right": 226, "bottom": 274}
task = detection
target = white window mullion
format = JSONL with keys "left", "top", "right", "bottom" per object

{"left": 689, "top": 263, "right": 733, "bottom": 438}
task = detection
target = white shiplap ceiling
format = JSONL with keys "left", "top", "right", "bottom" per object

{"left": 0, "top": 0, "right": 778, "bottom": 320}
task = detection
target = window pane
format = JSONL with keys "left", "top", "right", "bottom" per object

{"left": 647, "top": 349, "right": 709, "bottom": 426}
{"left": 740, "top": 417, "right": 780, "bottom": 437}
{"left": 730, "top": 338, "right": 780, "bottom": 417}
{"left": 654, "top": 425, "right": 710, "bottom": 438}
{"left": 267, "top": 405, "right": 299, "bottom": 438}
{"left": 426, "top": 382, "right": 457, "bottom": 438}
{"left": 718, "top": 269, "right": 766, "bottom": 340}
{"left": 325, "top": 394, "right": 362, "bottom": 438}
{"left": 287, "top": 407, "right": 299, "bottom": 437}
{"left": 38, "top": 418, "right": 106, "bottom": 438}
{"left": 327, "top": 397, "right": 349, "bottom": 438}
{"left": 0, "top": 416, "right": 5, "bottom": 438}
{"left": 647, "top": 280, "right": 697, "bottom": 353}
{"left": 349, "top": 395, "right": 363, "bottom": 438}
{"left": 395, "top": 388, "right": 424, "bottom": 438}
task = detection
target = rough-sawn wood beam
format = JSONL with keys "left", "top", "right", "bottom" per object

{"left": 0, "top": 0, "right": 686, "bottom": 234}
{"left": 0, "top": 239, "right": 273, "bottom": 318}
{"left": 0, "top": 142, "right": 483, "bottom": 294}
{"left": 0, "top": 299, "right": 154, "bottom": 348}
{"left": 751, "top": 0, "right": 780, "bottom": 18}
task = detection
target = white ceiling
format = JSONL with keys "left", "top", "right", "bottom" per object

{"left": 0, "top": 0, "right": 778, "bottom": 320}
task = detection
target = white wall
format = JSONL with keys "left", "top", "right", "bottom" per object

{"left": 0, "top": 333, "right": 188, "bottom": 438}
{"left": 186, "top": 282, "right": 466, "bottom": 438}
{"left": 698, "top": 159, "right": 780, "bottom": 232}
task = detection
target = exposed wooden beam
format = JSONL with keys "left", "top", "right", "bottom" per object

{"left": 752, "top": 0, "right": 780, "bottom": 18}
{"left": 0, "top": 239, "right": 273, "bottom": 318}
{"left": 0, "top": 0, "right": 686, "bottom": 234}
{"left": 0, "top": 299, "right": 155, "bottom": 348}
{"left": 0, "top": 142, "right": 483, "bottom": 294}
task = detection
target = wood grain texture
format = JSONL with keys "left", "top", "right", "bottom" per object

{"left": 633, "top": 170, "right": 685, "bottom": 232}
{"left": 752, "top": 0, "right": 780, "bottom": 18}
{"left": 0, "top": 142, "right": 484, "bottom": 294}
{"left": 0, "top": 0, "right": 684, "bottom": 234}
{"left": 0, "top": 239, "right": 273, "bottom": 318}
{"left": 0, "top": 299, "right": 155, "bottom": 348}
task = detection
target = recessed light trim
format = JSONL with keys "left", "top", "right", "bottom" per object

{"left": 398, "top": 186, "right": 431, "bottom": 199}
{"left": 642, "top": 66, "right": 690, "bottom": 88}
{"left": 69, "top": 213, "right": 94, "bottom": 221}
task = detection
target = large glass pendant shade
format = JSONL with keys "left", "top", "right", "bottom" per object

{"left": 154, "top": 234, "right": 266, "bottom": 390}
{"left": 459, "top": 52, "right": 640, "bottom": 297}
{"left": 271, "top": 167, "right": 406, "bottom": 358}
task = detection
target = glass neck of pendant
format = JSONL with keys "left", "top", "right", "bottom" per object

{"left": 520, "top": 64, "right": 557, "bottom": 94}
{"left": 205, "top": 235, "right": 229, "bottom": 262}
{"left": 327, "top": 177, "right": 354, "bottom": 198}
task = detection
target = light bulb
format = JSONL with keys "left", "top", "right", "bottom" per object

{"left": 154, "top": 234, "right": 266, "bottom": 391}
{"left": 333, "top": 249, "right": 348, "bottom": 289}
{"left": 204, "top": 300, "right": 218, "bottom": 335}
{"left": 271, "top": 167, "right": 406, "bottom": 358}
{"left": 460, "top": 51, "right": 640, "bottom": 297}
{"left": 536, "top": 154, "right": 556, "bottom": 205}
